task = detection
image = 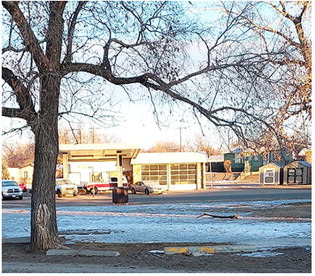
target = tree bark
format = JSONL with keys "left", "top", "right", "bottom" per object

{"left": 30, "top": 120, "right": 60, "bottom": 251}
{"left": 29, "top": 73, "right": 62, "bottom": 251}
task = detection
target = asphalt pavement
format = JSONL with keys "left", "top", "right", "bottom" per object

{"left": 2, "top": 185, "right": 311, "bottom": 208}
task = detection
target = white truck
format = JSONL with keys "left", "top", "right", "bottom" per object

{"left": 55, "top": 179, "right": 78, "bottom": 197}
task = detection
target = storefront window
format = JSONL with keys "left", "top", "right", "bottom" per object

{"left": 141, "top": 163, "right": 197, "bottom": 185}
{"left": 141, "top": 164, "right": 167, "bottom": 185}
{"left": 170, "top": 163, "right": 196, "bottom": 185}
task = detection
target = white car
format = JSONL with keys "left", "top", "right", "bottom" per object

{"left": 129, "top": 181, "right": 167, "bottom": 195}
{"left": 2, "top": 180, "right": 23, "bottom": 200}
{"left": 55, "top": 179, "right": 78, "bottom": 197}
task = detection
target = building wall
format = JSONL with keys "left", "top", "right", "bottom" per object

{"left": 283, "top": 162, "right": 312, "bottom": 185}
{"left": 209, "top": 162, "right": 225, "bottom": 172}
{"left": 259, "top": 163, "right": 283, "bottom": 185}
{"left": 7, "top": 167, "right": 33, "bottom": 183}
{"left": 133, "top": 162, "right": 205, "bottom": 190}
{"left": 224, "top": 150, "right": 294, "bottom": 174}
{"left": 133, "top": 164, "right": 142, "bottom": 183}
{"left": 224, "top": 153, "right": 244, "bottom": 172}
{"left": 7, "top": 168, "right": 19, "bottom": 181}
{"left": 20, "top": 166, "right": 33, "bottom": 184}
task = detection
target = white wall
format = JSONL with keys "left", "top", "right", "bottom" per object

{"left": 7, "top": 168, "right": 20, "bottom": 181}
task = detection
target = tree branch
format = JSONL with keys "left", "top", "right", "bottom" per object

{"left": 64, "top": 1, "right": 87, "bottom": 63}
{"left": 2, "top": 1, "right": 49, "bottom": 72}
{"left": 2, "top": 66, "right": 36, "bottom": 120}
{"left": 2, "top": 107, "right": 26, "bottom": 119}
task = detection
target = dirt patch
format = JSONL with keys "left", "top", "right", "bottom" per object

{"left": 2, "top": 242, "right": 311, "bottom": 273}
{"left": 250, "top": 202, "right": 311, "bottom": 219}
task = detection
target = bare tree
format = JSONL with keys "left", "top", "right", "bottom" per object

{"left": 58, "top": 125, "right": 121, "bottom": 144}
{"left": 3, "top": 142, "right": 34, "bottom": 168}
{"left": 185, "top": 134, "right": 222, "bottom": 155}
{"left": 2, "top": 1, "right": 311, "bottom": 251}
{"left": 2, "top": 160, "right": 10, "bottom": 179}
{"left": 218, "top": 1, "right": 312, "bottom": 153}
{"left": 146, "top": 141, "right": 182, "bottom": 152}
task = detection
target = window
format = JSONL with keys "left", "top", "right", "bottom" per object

{"left": 296, "top": 168, "right": 303, "bottom": 176}
{"left": 264, "top": 168, "right": 275, "bottom": 183}
{"left": 141, "top": 164, "right": 167, "bottom": 185}
{"left": 235, "top": 154, "right": 244, "bottom": 164}
{"left": 170, "top": 163, "right": 196, "bottom": 185}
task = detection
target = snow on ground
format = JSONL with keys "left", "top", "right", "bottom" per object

{"left": 2, "top": 199, "right": 311, "bottom": 251}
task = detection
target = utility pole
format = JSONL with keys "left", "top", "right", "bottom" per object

{"left": 177, "top": 127, "right": 186, "bottom": 152}
{"left": 89, "top": 127, "right": 100, "bottom": 144}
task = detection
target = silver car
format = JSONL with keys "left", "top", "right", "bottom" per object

{"left": 2, "top": 180, "right": 23, "bottom": 200}
{"left": 129, "top": 181, "right": 166, "bottom": 195}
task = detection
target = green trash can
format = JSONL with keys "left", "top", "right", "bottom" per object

{"left": 112, "top": 187, "right": 128, "bottom": 204}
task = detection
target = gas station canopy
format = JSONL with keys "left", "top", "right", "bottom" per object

{"left": 59, "top": 143, "right": 142, "bottom": 162}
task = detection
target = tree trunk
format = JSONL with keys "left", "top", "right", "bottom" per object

{"left": 29, "top": 75, "right": 62, "bottom": 251}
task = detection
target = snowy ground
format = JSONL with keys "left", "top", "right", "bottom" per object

{"left": 2, "top": 199, "right": 311, "bottom": 251}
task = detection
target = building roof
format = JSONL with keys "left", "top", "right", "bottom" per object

{"left": 131, "top": 152, "right": 209, "bottom": 165}
{"left": 208, "top": 155, "right": 224, "bottom": 162}
{"left": 59, "top": 143, "right": 141, "bottom": 162}
{"left": 260, "top": 162, "right": 284, "bottom": 168}
{"left": 285, "top": 160, "right": 312, "bottom": 168}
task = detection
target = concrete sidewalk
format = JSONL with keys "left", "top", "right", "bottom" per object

{"left": 206, "top": 183, "right": 311, "bottom": 189}
{"left": 3, "top": 237, "right": 259, "bottom": 257}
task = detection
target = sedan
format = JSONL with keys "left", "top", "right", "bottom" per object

{"left": 129, "top": 181, "right": 166, "bottom": 195}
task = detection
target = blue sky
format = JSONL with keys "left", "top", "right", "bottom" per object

{"left": 3, "top": 1, "right": 308, "bottom": 151}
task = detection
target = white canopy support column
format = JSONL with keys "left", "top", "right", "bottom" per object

{"left": 62, "top": 153, "right": 69, "bottom": 179}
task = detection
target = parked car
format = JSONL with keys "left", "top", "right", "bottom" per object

{"left": 25, "top": 183, "right": 32, "bottom": 192}
{"left": 19, "top": 182, "right": 27, "bottom": 192}
{"left": 129, "top": 181, "right": 166, "bottom": 195}
{"left": 86, "top": 177, "right": 128, "bottom": 194}
{"left": 55, "top": 179, "right": 78, "bottom": 197}
{"left": 2, "top": 180, "right": 23, "bottom": 200}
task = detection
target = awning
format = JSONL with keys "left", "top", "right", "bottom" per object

{"left": 131, "top": 152, "right": 209, "bottom": 165}
{"left": 59, "top": 143, "right": 141, "bottom": 162}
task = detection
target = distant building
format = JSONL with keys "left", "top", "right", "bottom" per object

{"left": 222, "top": 149, "right": 294, "bottom": 173}
{"left": 259, "top": 162, "right": 284, "bottom": 185}
{"left": 208, "top": 155, "right": 224, "bottom": 172}
{"left": 7, "top": 164, "right": 33, "bottom": 184}
{"left": 59, "top": 143, "right": 141, "bottom": 185}
{"left": 283, "top": 161, "right": 312, "bottom": 185}
{"left": 131, "top": 152, "right": 209, "bottom": 191}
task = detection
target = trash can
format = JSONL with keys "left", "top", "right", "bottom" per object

{"left": 112, "top": 187, "right": 129, "bottom": 204}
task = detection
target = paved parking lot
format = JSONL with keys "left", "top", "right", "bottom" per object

{"left": 2, "top": 185, "right": 311, "bottom": 208}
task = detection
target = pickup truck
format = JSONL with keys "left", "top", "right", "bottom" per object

{"left": 86, "top": 176, "right": 128, "bottom": 194}
{"left": 55, "top": 179, "right": 78, "bottom": 197}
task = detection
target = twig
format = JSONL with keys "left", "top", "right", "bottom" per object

{"left": 197, "top": 213, "right": 239, "bottom": 219}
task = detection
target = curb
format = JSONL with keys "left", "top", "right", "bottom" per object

{"left": 164, "top": 244, "right": 257, "bottom": 255}
{"left": 46, "top": 249, "right": 120, "bottom": 257}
